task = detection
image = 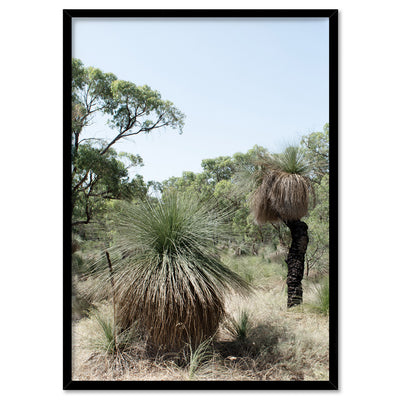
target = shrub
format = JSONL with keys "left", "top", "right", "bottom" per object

{"left": 91, "top": 193, "right": 251, "bottom": 350}
{"left": 226, "top": 309, "right": 252, "bottom": 341}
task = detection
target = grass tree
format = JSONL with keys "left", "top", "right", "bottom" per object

{"left": 251, "top": 146, "right": 313, "bottom": 307}
{"left": 92, "top": 193, "right": 251, "bottom": 350}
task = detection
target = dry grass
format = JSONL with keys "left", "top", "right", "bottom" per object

{"left": 72, "top": 285, "right": 329, "bottom": 381}
{"left": 250, "top": 145, "right": 314, "bottom": 224}
{"left": 251, "top": 171, "right": 311, "bottom": 224}
{"left": 251, "top": 173, "right": 282, "bottom": 223}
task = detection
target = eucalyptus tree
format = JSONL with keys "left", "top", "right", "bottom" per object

{"left": 300, "top": 123, "right": 329, "bottom": 182}
{"left": 251, "top": 146, "right": 313, "bottom": 307}
{"left": 71, "top": 58, "right": 185, "bottom": 225}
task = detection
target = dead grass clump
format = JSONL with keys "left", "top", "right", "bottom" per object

{"left": 250, "top": 173, "right": 281, "bottom": 224}
{"left": 250, "top": 146, "right": 313, "bottom": 224}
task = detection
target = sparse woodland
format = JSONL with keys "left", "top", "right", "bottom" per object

{"left": 71, "top": 60, "right": 330, "bottom": 381}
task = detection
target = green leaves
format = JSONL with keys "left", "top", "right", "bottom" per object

{"left": 226, "top": 309, "right": 252, "bottom": 341}
{"left": 304, "top": 174, "right": 329, "bottom": 275}
{"left": 71, "top": 58, "right": 185, "bottom": 148}
{"left": 74, "top": 146, "right": 127, "bottom": 188}
{"left": 108, "top": 79, "right": 185, "bottom": 135}
{"left": 161, "top": 147, "right": 273, "bottom": 245}
{"left": 118, "top": 152, "right": 144, "bottom": 169}
{"left": 72, "top": 62, "right": 117, "bottom": 133}
{"left": 300, "top": 124, "right": 329, "bottom": 181}
{"left": 71, "top": 59, "right": 185, "bottom": 225}
{"left": 201, "top": 156, "right": 235, "bottom": 183}
{"left": 267, "top": 146, "right": 311, "bottom": 176}
{"left": 72, "top": 144, "right": 150, "bottom": 225}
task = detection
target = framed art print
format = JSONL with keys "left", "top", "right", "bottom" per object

{"left": 64, "top": 9, "right": 338, "bottom": 389}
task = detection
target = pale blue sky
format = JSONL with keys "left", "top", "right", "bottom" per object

{"left": 72, "top": 18, "right": 329, "bottom": 183}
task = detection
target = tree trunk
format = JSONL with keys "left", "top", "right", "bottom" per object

{"left": 285, "top": 220, "right": 309, "bottom": 308}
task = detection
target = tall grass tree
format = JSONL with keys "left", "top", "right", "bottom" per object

{"left": 251, "top": 146, "right": 313, "bottom": 307}
{"left": 91, "top": 193, "right": 251, "bottom": 350}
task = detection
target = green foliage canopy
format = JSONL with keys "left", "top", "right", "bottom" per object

{"left": 300, "top": 123, "right": 329, "bottom": 181}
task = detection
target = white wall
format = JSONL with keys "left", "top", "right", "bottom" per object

{"left": 1, "top": 0, "right": 399, "bottom": 398}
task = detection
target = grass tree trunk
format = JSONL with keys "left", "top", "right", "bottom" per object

{"left": 285, "top": 220, "right": 309, "bottom": 308}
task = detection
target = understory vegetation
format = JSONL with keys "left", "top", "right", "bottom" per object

{"left": 72, "top": 245, "right": 329, "bottom": 381}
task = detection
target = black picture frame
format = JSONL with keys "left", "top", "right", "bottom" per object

{"left": 64, "top": 9, "right": 338, "bottom": 390}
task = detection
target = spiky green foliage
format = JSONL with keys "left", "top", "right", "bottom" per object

{"left": 251, "top": 146, "right": 313, "bottom": 224}
{"left": 91, "top": 311, "right": 116, "bottom": 353}
{"left": 226, "top": 309, "right": 252, "bottom": 341}
{"left": 90, "top": 310, "right": 138, "bottom": 354}
{"left": 270, "top": 146, "right": 311, "bottom": 175}
{"left": 92, "top": 193, "right": 251, "bottom": 350}
{"left": 187, "top": 337, "right": 214, "bottom": 380}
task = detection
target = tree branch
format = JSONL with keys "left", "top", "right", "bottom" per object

{"left": 72, "top": 170, "right": 91, "bottom": 193}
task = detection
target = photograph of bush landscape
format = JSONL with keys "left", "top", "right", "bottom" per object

{"left": 68, "top": 13, "right": 336, "bottom": 384}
